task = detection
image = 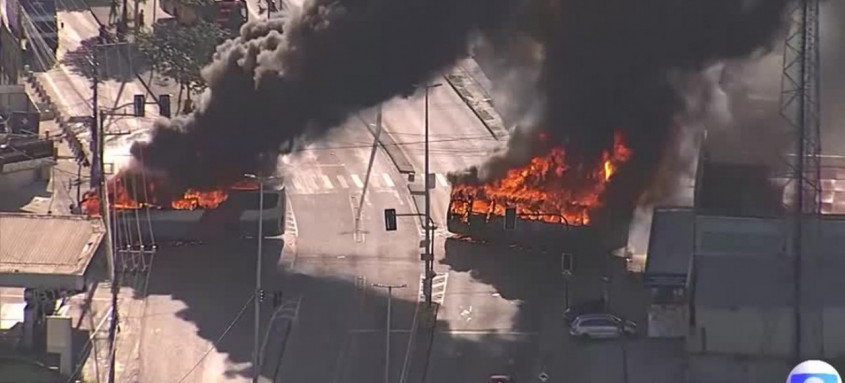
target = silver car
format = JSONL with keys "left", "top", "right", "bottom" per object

{"left": 569, "top": 313, "right": 637, "bottom": 339}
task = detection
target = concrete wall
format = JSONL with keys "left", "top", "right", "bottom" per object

{"left": 687, "top": 305, "right": 794, "bottom": 357}
{"left": 823, "top": 308, "right": 845, "bottom": 358}
{"left": 0, "top": 84, "right": 34, "bottom": 113}
{"left": 694, "top": 215, "right": 789, "bottom": 258}
{"left": 0, "top": 22, "right": 23, "bottom": 85}
{"left": 688, "top": 305, "right": 845, "bottom": 359}
{"left": 0, "top": 167, "right": 40, "bottom": 191}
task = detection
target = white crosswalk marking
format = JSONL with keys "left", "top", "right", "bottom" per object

{"left": 286, "top": 170, "right": 407, "bottom": 194}
{"left": 419, "top": 272, "right": 449, "bottom": 306}
{"left": 284, "top": 198, "right": 298, "bottom": 236}
{"left": 302, "top": 174, "right": 318, "bottom": 191}
{"left": 336, "top": 175, "right": 349, "bottom": 188}
{"left": 436, "top": 173, "right": 450, "bottom": 188}
{"left": 320, "top": 174, "right": 334, "bottom": 189}
{"left": 381, "top": 173, "right": 395, "bottom": 188}
{"left": 290, "top": 176, "right": 303, "bottom": 191}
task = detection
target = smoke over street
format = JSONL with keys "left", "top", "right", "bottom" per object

{"left": 131, "top": 0, "right": 791, "bottom": 212}
{"left": 131, "top": 0, "right": 511, "bottom": 189}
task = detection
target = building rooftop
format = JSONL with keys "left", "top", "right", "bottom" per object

{"left": 645, "top": 207, "right": 695, "bottom": 277}
{"left": 692, "top": 215, "right": 845, "bottom": 308}
{"left": 0, "top": 213, "right": 105, "bottom": 290}
{"left": 695, "top": 255, "right": 795, "bottom": 308}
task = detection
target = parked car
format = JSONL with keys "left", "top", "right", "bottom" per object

{"left": 563, "top": 298, "right": 606, "bottom": 326}
{"left": 569, "top": 313, "right": 637, "bottom": 339}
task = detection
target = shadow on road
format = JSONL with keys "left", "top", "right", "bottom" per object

{"left": 131, "top": 234, "right": 550, "bottom": 383}
{"left": 60, "top": 37, "right": 149, "bottom": 83}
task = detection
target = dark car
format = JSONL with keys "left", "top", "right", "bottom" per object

{"left": 563, "top": 298, "right": 606, "bottom": 326}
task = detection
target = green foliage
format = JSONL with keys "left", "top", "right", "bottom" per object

{"left": 136, "top": 20, "right": 225, "bottom": 94}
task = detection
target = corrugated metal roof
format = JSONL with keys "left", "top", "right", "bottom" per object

{"left": 0, "top": 213, "right": 105, "bottom": 276}
{"left": 645, "top": 207, "right": 695, "bottom": 276}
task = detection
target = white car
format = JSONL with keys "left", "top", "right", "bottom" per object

{"left": 569, "top": 313, "right": 637, "bottom": 339}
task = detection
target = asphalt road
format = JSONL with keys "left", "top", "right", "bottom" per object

{"left": 38, "top": 3, "right": 671, "bottom": 382}
{"left": 273, "top": 115, "right": 425, "bottom": 383}
{"left": 379, "top": 83, "right": 503, "bottom": 226}
{"left": 130, "top": 112, "right": 424, "bottom": 383}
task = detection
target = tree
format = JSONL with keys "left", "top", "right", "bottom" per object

{"left": 136, "top": 20, "right": 225, "bottom": 114}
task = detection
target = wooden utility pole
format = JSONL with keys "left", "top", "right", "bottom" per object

{"left": 92, "top": 44, "right": 119, "bottom": 383}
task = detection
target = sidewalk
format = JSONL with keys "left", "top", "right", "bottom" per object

{"left": 443, "top": 57, "right": 510, "bottom": 141}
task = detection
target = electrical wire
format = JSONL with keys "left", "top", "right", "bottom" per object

{"left": 175, "top": 293, "right": 256, "bottom": 383}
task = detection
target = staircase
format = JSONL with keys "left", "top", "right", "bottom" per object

{"left": 21, "top": 70, "right": 91, "bottom": 167}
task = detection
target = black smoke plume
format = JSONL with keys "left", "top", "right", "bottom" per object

{"left": 452, "top": 0, "right": 791, "bottom": 222}
{"left": 131, "top": 0, "right": 512, "bottom": 190}
{"left": 133, "top": 0, "right": 790, "bottom": 218}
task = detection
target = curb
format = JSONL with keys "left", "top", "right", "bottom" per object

{"left": 443, "top": 58, "right": 509, "bottom": 142}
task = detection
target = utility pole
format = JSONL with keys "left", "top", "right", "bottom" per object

{"left": 373, "top": 283, "right": 406, "bottom": 383}
{"left": 76, "top": 164, "right": 82, "bottom": 207}
{"left": 90, "top": 67, "right": 100, "bottom": 188}
{"left": 119, "top": 0, "right": 129, "bottom": 39}
{"left": 422, "top": 83, "right": 441, "bottom": 308}
{"left": 245, "top": 172, "right": 282, "bottom": 382}
{"left": 90, "top": 44, "right": 119, "bottom": 383}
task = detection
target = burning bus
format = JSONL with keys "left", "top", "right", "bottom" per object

{"left": 447, "top": 132, "right": 634, "bottom": 252}
{"left": 81, "top": 173, "right": 285, "bottom": 242}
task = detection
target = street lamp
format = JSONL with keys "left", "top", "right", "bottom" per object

{"left": 422, "top": 82, "right": 441, "bottom": 307}
{"left": 372, "top": 283, "right": 406, "bottom": 383}
{"left": 244, "top": 172, "right": 283, "bottom": 383}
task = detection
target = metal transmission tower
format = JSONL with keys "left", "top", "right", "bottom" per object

{"left": 781, "top": 0, "right": 823, "bottom": 213}
{"left": 779, "top": 0, "right": 822, "bottom": 362}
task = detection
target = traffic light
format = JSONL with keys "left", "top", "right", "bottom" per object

{"left": 384, "top": 208, "right": 397, "bottom": 231}
{"left": 504, "top": 207, "right": 517, "bottom": 230}
{"left": 562, "top": 252, "right": 574, "bottom": 275}
{"left": 258, "top": 289, "right": 266, "bottom": 303}
{"left": 133, "top": 94, "right": 145, "bottom": 117}
{"left": 158, "top": 94, "right": 171, "bottom": 118}
{"left": 216, "top": 1, "right": 239, "bottom": 28}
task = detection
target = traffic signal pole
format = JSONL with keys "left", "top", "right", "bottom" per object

{"left": 422, "top": 83, "right": 441, "bottom": 308}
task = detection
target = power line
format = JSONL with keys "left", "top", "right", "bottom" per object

{"left": 176, "top": 293, "right": 255, "bottom": 383}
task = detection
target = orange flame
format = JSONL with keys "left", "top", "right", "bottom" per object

{"left": 80, "top": 177, "right": 262, "bottom": 216}
{"left": 450, "top": 132, "right": 632, "bottom": 225}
